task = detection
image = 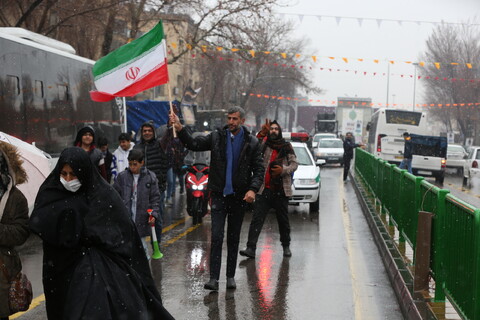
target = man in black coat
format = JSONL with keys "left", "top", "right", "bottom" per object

{"left": 343, "top": 132, "right": 364, "bottom": 181}
{"left": 170, "top": 106, "right": 264, "bottom": 291}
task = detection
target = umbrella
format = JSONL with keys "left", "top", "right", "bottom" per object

{"left": 0, "top": 132, "right": 52, "bottom": 214}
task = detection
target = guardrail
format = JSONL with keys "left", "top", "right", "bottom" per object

{"left": 354, "top": 148, "right": 480, "bottom": 320}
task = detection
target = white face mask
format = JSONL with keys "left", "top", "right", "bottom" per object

{"left": 60, "top": 176, "right": 82, "bottom": 193}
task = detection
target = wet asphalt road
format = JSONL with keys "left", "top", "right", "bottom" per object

{"left": 14, "top": 167, "right": 405, "bottom": 320}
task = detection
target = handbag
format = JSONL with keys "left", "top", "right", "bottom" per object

{"left": 0, "top": 258, "right": 33, "bottom": 314}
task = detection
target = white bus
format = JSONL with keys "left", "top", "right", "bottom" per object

{"left": 367, "top": 108, "right": 428, "bottom": 163}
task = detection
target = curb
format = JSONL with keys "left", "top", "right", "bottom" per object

{"left": 350, "top": 173, "right": 435, "bottom": 320}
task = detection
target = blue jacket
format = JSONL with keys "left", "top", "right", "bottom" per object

{"left": 113, "top": 167, "right": 161, "bottom": 237}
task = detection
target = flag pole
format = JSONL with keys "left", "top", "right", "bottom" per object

{"left": 161, "top": 24, "right": 176, "bottom": 138}
{"left": 122, "top": 97, "right": 127, "bottom": 132}
{"left": 166, "top": 82, "right": 176, "bottom": 138}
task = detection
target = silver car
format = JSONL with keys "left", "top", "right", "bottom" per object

{"left": 446, "top": 144, "right": 467, "bottom": 174}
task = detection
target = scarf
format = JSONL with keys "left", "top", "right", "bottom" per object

{"left": 223, "top": 127, "right": 244, "bottom": 196}
{"left": 263, "top": 123, "right": 294, "bottom": 191}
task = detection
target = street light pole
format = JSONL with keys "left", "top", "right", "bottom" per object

{"left": 412, "top": 63, "right": 418, "bottom": 111}
{"left": 386, "top": 63, "right": 390, "bottom": 107}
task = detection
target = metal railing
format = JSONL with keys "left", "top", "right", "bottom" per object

{"left": 354, "top": 148, "right": 480, "bottom": 320}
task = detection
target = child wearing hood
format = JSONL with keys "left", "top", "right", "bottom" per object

{"left": 73, "top": 126, "right": 107, "bottom": 180}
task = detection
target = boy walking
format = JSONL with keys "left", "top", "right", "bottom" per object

{"left": 113, "top": 149, "right": 161, "bottom": 259}
{"left": 111, "top": 132, "right": 135, "bottom": 181}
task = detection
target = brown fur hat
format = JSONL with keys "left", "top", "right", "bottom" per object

{"left": 0, "top": 141, "right": 28, "bottom": 185}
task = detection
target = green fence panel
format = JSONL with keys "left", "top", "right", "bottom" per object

{"left": 442, "top": 195, "right": 480, "bottom": 319}
{"left": 389, "top": 166, "right": 405, "bottom": 230}
{"left": 399, "top": 173, "right": 424, "bottom": 249}
{"left": 419, "top": 180, "right": 448, "bottom": 301}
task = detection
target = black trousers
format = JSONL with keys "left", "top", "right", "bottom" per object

{"left": 343, "top": 156, "right": 352, "bottom": 180}
{"left": 209, "top": 192, "right": 247, "bottom": 280}
{"left": 246, "top": 189, "right": 290, "bottom": 250}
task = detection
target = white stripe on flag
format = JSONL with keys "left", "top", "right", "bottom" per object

{"left": 94, "top": 40, "right": 167, "bottom": 94}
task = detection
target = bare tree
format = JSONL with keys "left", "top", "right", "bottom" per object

{"left": 421, "top": 22, "right": 480, "bottom": 143}
{"left": 194, "top": 14, "right": 321, "bottom": 129}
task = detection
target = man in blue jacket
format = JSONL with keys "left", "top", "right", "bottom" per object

{"left": 399, "top": 132, "right": 413, "bottom": 174}
{"left": 170, "top": 106, "right": 264, "bottom": 291}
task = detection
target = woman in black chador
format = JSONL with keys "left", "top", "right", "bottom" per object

{"left": 29, "top": 147, "right": 174, "bottom": 320}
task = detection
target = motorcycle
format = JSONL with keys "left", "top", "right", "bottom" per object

{"left": 185, "top": 162, "right": 210, "bottom": 224}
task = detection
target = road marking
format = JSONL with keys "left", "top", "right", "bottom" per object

{"left": 162, "top": 217, "right": 187, "bottom": 233}
{"left": 11, "top": 294, "right": 45, "bottom": 319}
{"left": 163, "top": 224, "right": 201, "bottom": 247}
{"left": 340, "top": 178, "right": 363, "bottom": 320}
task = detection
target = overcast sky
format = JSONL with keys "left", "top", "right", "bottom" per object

{"left": 275, "top": 0, "right": 480, "bottom": 109}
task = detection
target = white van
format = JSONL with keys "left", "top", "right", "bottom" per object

{"left": 367, "top": 109, "right": 445, "bottom": 183}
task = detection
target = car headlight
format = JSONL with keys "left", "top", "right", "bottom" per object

{"left": 192, "top": 185, "right": 198, "bottom": 190}
{"left": 297, "top": 179, "right": 317, "bottom": 185}
{"left": 316, "top": 152, "right": 324, "bottom": 157}
{"left": 197, "top": 185, "right": 204, "bottom": 190}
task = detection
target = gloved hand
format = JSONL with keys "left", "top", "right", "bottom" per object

{"left": 270, "top": 165, "right": 283, "bottom": 177}
{"left": 148, "top": 215, "right": 155, "bottom": 224}
{"left": 257, "top": 118, "right": 270, "bottom": 138}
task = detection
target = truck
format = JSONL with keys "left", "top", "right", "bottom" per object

{"left": 315, "top": 112, "right": 338, "bottom": 134}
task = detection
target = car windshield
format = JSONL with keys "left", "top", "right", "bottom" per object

{"left": 314, "top": 134, "right": 335, "bottom": 142}
{"left": 447, "top": 145, "right": 464, "bottom": 153}
{"left": 293, "top": 146, "right": 313, "bottom": 166}
{"left": 319, "top": 140, "right": 343, "bottom": 148}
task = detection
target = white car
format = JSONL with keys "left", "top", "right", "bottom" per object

{"left": 463, "top": 146, "right": 480, "bottom": 186}
{"left": 290, "top": 141, "right": 324, "bottom": 212}
{"left": 314, "top": 138, "right": 344, "bottom": 165}
{"left": 446, "top": 144, "right": 467, "bottom": 173}
{"left": 311, "top": 133, "right": 337, "bottom": 149}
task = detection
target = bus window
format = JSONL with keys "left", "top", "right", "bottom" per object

{"left": 6, "top": 75, "right": 20, "bottom": 95}
{"left": 35, "top": 80, "right": 44, "bottom": 98}
{"left": 57, "top": 84, "right": 69, "bottom": 101}
{"left": 385, "top": 110, "right": 422, "bottom": 126}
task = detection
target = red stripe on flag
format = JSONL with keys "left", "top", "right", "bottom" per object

{"left": 90, "top": 62, "right": 169, "bottom": 102}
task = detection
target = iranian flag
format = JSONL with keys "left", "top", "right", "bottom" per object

{"left": 89, "top": 21, "right": 169, "bottom": 102}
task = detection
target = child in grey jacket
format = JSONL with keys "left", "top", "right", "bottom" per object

{"left": 113, "top": 149, "right": 161, "bottom": 259}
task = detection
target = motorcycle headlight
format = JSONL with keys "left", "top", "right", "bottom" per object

{"left": 192, "top": 185, "right": 198, "bottom": 190}
{"left": 197, "top": 185, "right": 204, "bottom": 190}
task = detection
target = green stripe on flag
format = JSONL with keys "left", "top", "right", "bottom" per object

{"left": 93, "top": 21, "right": 165, "bottom": 77}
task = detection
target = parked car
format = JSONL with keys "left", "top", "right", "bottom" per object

{"left": 462, "top": 146, "right": 480, "bottom": 186}
{"left": 311, "top": 133, "right": 337, "bottom": 150}
{"left": 314, "top": 138, "right": 344, "bottom": 165}
{"left": 289, "top": 141, "right": 324, "bottom": 212}
{"left": 446, "top": 144, "right": 467, "bottom": 174}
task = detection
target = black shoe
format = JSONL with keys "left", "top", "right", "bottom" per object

{"left": 204, "top": 279, "right": 219, "bottom": 291}
{"left": 239, "top": 247, "right": 255, "bottom": 259}
{"left": 283, "top": 246, "right": 292, "bottom": 257}
{"left": 226, "top": 277, "right": 236, "bottom": 289}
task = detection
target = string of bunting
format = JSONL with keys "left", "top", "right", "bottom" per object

{"left": 247, "top": 92, "right": 480, "bottom": 109}
{"left": 187, "top": 53, "right": 480, "bottom": 83}
{"left": 168, "top": 42, "right": 477, "bottom": 69}
{"left": 275, "top": 12, "right": 480, "bottom": 27}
